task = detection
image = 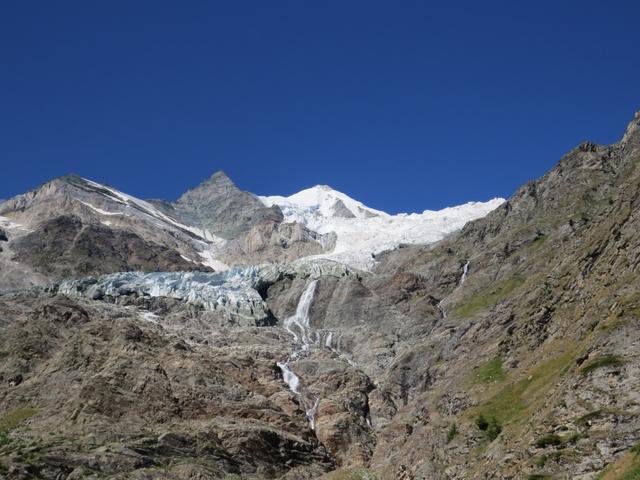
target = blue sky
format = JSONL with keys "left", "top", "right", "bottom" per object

{"left": 1, "top": 1, "right": 638, "bottom": 213}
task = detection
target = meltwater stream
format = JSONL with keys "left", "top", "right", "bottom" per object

{"left": 459, "top": 261, "right": 470, "bottom": 286}
{"left": 277, "top": 280, "right": 321, "bottom": 429}
{"left": 437, "top": 260, "right": 471, "bottom": 318}
{"left": 277, "top": 279, "right": 355, "bottom": 430}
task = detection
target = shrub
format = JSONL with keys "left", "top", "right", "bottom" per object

{"left": 580, "top": 355, "right": 625, "bottom": 375}
{"left": 535, "top": 434, "right": 563, "bottom": 448}
{"left": 476, "top": 415, "right": 489, "bottom": 431}
{"left": 486, "top": 419, "right": 502, "bottom": 441}
{"left": 475, "top": 415, "right": 501, "bottom": 441}
{"left": 563, "top": 432, "right": 581, "bottom": 444}
{"left": 446, "top": 423, "right": 458, "bottom": 443}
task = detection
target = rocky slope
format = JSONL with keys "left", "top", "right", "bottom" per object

{"left": 1, "top": 112, "right": 640, "bottom": 479}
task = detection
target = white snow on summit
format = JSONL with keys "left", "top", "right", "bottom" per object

{"left": 71, "top": 178, "right": 504, "bottom": 272}
{"left": 261, "top": 185, "right": 385, "bottom": 224}
{"left": 260, "top": 186, "right": 505, "bottom": 270}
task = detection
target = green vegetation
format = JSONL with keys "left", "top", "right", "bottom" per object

{"left": 475, "top": 415, "right": 502, "bottom": 441}
{"left": 0, "top": 407, "right": 38, "bottom": 433}
{"left": 535, "top": 450, "right": 564, "bottom": 468}
{"left": 596, "top": 462, "right": 640, "bottom": 480}
{"left": 528, "top": 234, "right": 548, "bottom": 252}
{"left": 563, "top": 432, "right": 581, "bottom": 444}
{"left": 527, "top": 475, "right": 552, "bottom": 480}
{"left": 535, "top": 434, "right": 563, "bottom": 448}
{"left": 471, "top": 349, "right": 576, "bottom": 427}
{"left": 453, "top": 276, "right": 525, "bottom": 317}
{"left": 446, "top": 423, "right": 458, "bottom": 443}
{"left": 618, "top": 292, "right": 640, "bottom": 319}
{"left": 0, "top": 407, "right": 39, "bottom": 458}
{"left": 618, "top": 467, "right": 640, "bottom": 480}
{"left": 595, "top": 444, "right": 640, "bottom": 480}
{"left": 473, "top": 357, "right": 507, "bottom": 383}
{"left": 580, "top": 355, "right": 625, "bottom": 375}
{"left": 533, "top": 431, "right": 582, "bottom": 450}
{"left": 577, "top": 409, "right": 605, "bottom": 426}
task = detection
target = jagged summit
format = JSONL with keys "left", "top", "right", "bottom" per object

{"left": 171, "top": 170, "right": 283, "bottom": 239}
{"left": 176, "top": 170, "right": 236, "bottom": 203}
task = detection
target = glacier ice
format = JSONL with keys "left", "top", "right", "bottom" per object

{"left": 260, "top": 185, "right": 505, "bottom": 270}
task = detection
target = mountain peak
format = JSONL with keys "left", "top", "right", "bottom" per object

{"left": 176, "top": 170, "right": 237, "bottom": 204}
{"left": 201, "top": 170, "right": 236, "bottom": 189}
{"left": 209, "top": 170, "right": 233, "bottom": 183}
{"left": 173, "top": 170, "right": 283, "bottom": 239}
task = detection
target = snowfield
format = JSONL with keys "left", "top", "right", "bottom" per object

{"left": 261, "top": 185, "right": 505, "bottom": 270}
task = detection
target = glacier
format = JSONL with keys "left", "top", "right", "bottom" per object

{"left": 54, "top": 260, "right": 355, "bottom": 324}
{"left": 260, "top": 185, "right": 505, "bottom": 270}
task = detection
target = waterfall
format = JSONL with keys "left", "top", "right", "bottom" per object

{"left": 437, "top": 261, "right": 469, "bottom": 318}
{"left": 282, "top": 280, "right": 318, "bottom": 349}
{"left": 306, "top": 397, "right": 321, "bottom": 430}
{"left": 459, "top": 261, "right": 470, "bottom": 286}
{"left": 324, "top": 331, "right": 333, "bottom": 348}
{"left": 276, "top": 361, "right": 301, "bottom": 395}
{"left": 277, "top": 279, "right": 359, "bottom": 429}
{"left": 277, "top": 281, "right": 321, "bottom": 430}
{"left": 437, "top": 260, "right": 470, "bottom": 319}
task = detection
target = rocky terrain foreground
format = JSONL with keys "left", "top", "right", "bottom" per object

{"left": 1, "top": 112, "right": 640, "bottom": 479}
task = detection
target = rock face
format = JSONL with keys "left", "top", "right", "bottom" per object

{"left": 171, "top": 171, "right": 285, "bottom": 240}
{"left": 357, "top": 111, "right": 640, "bottom": 479}
{"left": 1, "top": 112, "right": 640, "bottom": 479}
{"left": 0, "top": 173, "right": 330, "bottom": 290}
{"left": 12, "top": 215, "right": 202, "bottom": 278}
{"left": 167, "top": 172, "right": 333, "bottom": 265}
{"left": 0, "top": 175, "right": 217, "bottom": 290}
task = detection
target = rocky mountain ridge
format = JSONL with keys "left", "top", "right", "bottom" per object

{"left": 0, "top": 112, "right": 639, "bottom": 479}
{"left": 0, "top": 171, "right": 500, "bottom": 290}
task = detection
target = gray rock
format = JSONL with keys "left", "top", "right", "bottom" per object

{"left": 171, "top": 171, "right": 284, "bottom": 239}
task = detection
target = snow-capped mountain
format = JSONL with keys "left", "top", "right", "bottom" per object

{"left": 2, "top": 111, "right": 640, "bottom": 480}
{"left": 260, "top": 185, "right": 386, "bottom": 222}
{"left": 0, "top": 172, "right": 504, "bottom": 292}
{"left": 260, "top": 185, "right": 505, "bottom": 269}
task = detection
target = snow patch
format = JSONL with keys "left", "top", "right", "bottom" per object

{"left": 261, "top": 185, "right": 385, "bottom": 220}
{"left": 261, "top": 186, "right": 505, "bottom": 270}
{"left": 79, "top": 200, "right": 126, "bottom": 217}
{"left": 82, "top": 178, "right": 221, "bottom": 243}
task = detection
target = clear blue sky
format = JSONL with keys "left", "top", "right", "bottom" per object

{"left": 1, "top": 1, "right": 638, "bottom": 213}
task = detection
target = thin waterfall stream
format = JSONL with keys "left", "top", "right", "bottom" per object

{"left": 276, "top": 279, "right": 356, "bottom": 430}
{"left": 437, "top": 260, "right": 470, "bottom": 318}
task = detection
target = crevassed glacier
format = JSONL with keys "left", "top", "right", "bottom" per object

{"left": 54, "top": 260, "right": 355, "bottom": 325}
